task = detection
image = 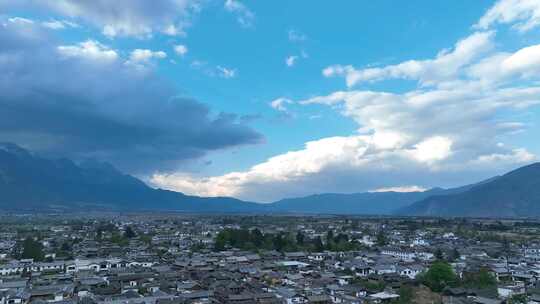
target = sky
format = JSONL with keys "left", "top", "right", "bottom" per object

{"left": 1, "top": 0, "right": 540, "bottom": 202}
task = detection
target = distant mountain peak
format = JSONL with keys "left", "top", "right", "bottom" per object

{"left": 0, "top": 144, "right": 259, "bottom": 213}
{"left": 504, "top": 162, "right": 540, "bottom": 177}
{"left": 400, "top": 162, "right": 540, "bottom": 217}
{"left": 79, "top": 158, "right": 120, "bottom": 174}
{"left": 0, "top": 142, "right": 31, "bottom": 158}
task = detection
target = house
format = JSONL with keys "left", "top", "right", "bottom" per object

{"left": 273, "top": 288, "right": 307, "bottom": 304}
{"left": 0, "top": 262, "right": 25, "bottom": 276}
{"left": 372, "top": 264, "right": 395, "bottom": 276}
{"left": 497, "top": 282, "right": 525, "bottom": 299}
{"left": 380, "top": 248, "right": 415, "bottom": 261}
{"left": 369, "top": 291, "right": 399, "bottom": 303}
{"left": 306, "top": 294, "right": 331, "bottom": 304}
{"left": 397, "top": 264, "right": 424, "bottom": 279}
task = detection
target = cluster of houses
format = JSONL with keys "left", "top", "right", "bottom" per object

{"left": 2, "top": 215, "right": 540, "bottom": 304}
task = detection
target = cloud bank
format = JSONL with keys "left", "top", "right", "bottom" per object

{"left": 153, "top": 0, "right": 540, "bottom": 202}
{"left": 0, "top": 0, "right": 202, "bottom": 38}
{"left": 0, "top": 17, "right": 261, "bottom": 173}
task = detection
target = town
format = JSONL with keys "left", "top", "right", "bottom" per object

{"left": 1, "top": 214, "right": 539, "bottom": 304}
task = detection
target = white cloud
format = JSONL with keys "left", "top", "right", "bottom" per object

{"left": 501, "top": 44, "right": 540, "bottom": 75}
{"left": 409, "top": 136, "right": 453, "bottom": 163}
{"left": 5, "top": 0, "right": 201, "bottom": 38}
{"left": 462, "top": 43, "right": 540, "bottom": 87}
{"left": 189, "top": 60, "right": 238, "bottom": 79}
{"left": 224, "top": 0, "right": 254, "bottom": 28}
{"left": 153, "top": 85, "right": 539, "bottom": 201}
{"left": 152, "top": 0, "right": 540, "bottom": 202}
{"left": 471, "top": 148, "right": 536, "bottom": 165}
{"left": 285, "top": 55, "right": 297, "bottom": 67}
{"left": 216, "top": 65, "right": 237, "bottom": 78}
{"left": 128, "top": 49, "right": 167, "bottom": 63}
{"left": 162, "top": 24, "right": 186, "bottom": 36}
{"left": 57, "top": 40, "right": 118, "bottom": 62}
{"left": 173, "top": 44, "right": 188, "bottom": 56}
{"left": 475, "top": 0, "right": 540, "bottom": 32}
{"left": 7, "top": 17, "right": 34, "bottom": 25}
{"left": 41, "top": 19, "right": 78, "bottom": 30}
{"left": 370, "top": 185, "right": 427, "bottom": 193}
{"left": 153, "top": 44, "right": 540, "bottom": 201}
{"left": 323, "top": 31, "right": 494, "bottom": 88}
{"left": 288, "top": 29, "right": 307, "bottom": 42}
{"left": 270, "top": 97, "right": 293, "bottom": 112}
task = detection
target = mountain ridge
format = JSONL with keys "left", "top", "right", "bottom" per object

{"left": 1, "top": 143, "right": 538, "bottom": 217}
{"left": 0, "top": 143, "right": 261, "bottom": 213}
{"left": 399, "top": 162, "right": 540, "bottom": 217}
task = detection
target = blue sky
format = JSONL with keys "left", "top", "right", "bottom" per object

{"left": 1, "top": 0, "right": 540, "bottom": 202}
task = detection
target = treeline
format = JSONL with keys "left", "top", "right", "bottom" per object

{"left": 420, "top": 261, "right": 497, "bottom": 294}
{"left": 214, "top": 228, "right": 362, "bottom": 252}
{"left": 95, "top": 224, "right": 139, "bottom": 246}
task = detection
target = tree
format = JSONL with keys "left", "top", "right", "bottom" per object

{"left": 60, "top": 241, "right": 71, "bottom": 252}
{"left": 326, "top": 230, "right": 334, "bottom": 243}
{"left": 434, "top": 248, "right": 444, "bottom": 260}
{"left": 296, "top": 231, "right": 305, "bottom": 246}
{"left": 449, "top": 248, "right": 460, "bottom": 261}
{"left": 376, "top": 230, "right": 388, "bottom": 246}
{"left": 462, "top": 268, "right": 496, "bottom": 290}
{"left": 251, "top": 229, "right": 264, "bottom": 247}
{"left": 422, "top": 261, "right": 457, "bottom": 292}
{"left": 508, "top": 294, "right": 527, "bottom": 304}
{"left": 272, "top": 233, "right": 283, "bottom": 251}
{"left": 21, "top": 237, "right": 44, "bottom": 261}
{"left": 214, "top": 230, "right": 229, "bottom": 251}
{"left": 325, "top": 230, "right": 335, "bottom": 250}
{"left": 313, "top": 236, "right": 325, "bottom": 252}
{"left": 124, "top": 226, "right": 136, "bottom": 239}
{"left": 140, "top": 234, "right": 152, "bottom": 245}
{"left": 397, "top": 285, "right": 414, "bottom": 304}
{"left": 110, "top": 233, "right": 129, "bottom": 246}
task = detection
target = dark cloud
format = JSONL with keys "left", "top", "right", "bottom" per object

{"left": 0, "top": 0, "right": 200, "bottom": 38}
{"left": 0, "top": 20, "right": 262, "bottom": 173}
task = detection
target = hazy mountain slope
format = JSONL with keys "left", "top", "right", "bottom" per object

{"left": 264, "top": 174, "right": 499, "bottom": 215}
{"left": 266, "top": 185, "right": 477, "bottom": 215}
{"left": 3, "top": 142, "right": 537, "bottom": 217}
{"left": 401, "top": 163, "right": 540, "bottom": 217}
{"left": 0, "top": 143, "right": 260, "bottom": 212}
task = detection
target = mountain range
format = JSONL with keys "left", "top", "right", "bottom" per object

{"left": 399, "top": 162, "right": 540, "bottom": 217}
{"left": 0, "top": 143, "right": 260, "bottom": 213}
{"left": 1, "top": 143, "right": 539, "bottom": 217}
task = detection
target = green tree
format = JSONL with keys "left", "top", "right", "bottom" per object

{"left": 313, "top": 236, "right": 325, "bottom": 252}
{"left": 422, "top": 261, "right": 457, "bottom": 292}
{"left": 140, "top": 234, "right": 152, "bottom": 245}
{"left": 21, "top": 237, "right": 44, "bottom": 261}
{"left": 110, "top": 233, "right": 129, "bottom": 246}
{"left": 214, "top": 230, "right": 229, "bottom": 251}
{"left": 326, "top": 230, "right": 335, "bottom": 250}
{"left": 397, "top": 285, "right": 414, "bottom": 304}
{"left": 508, "top": 294, "right": 527, "bottom": 304}
{"left": 376, "top": 230, "right": 388, "bottom": 246}
{"left": 251, "top": 229, "right": 264, "bottom": 247}
{"left": 326, "top": 230, "right": 334, "bottom": 243}
{"left": 296, "top": 231, "right": 305, "bottom": 246}
{"left": 434, "top": 248, "right": 444, "bottom": 260}
{"left": 124, "top": 226, "right": 136, "bottom": 239}
{"left": 449, "top": 248, "right": 460, "bottom": 261}
{"left": 462, "top": 268, "right": 496, "bottom": 290}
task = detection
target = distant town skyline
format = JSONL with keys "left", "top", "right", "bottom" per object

{"left": 1, "top": 0, "right": 540, "bottom": 201}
